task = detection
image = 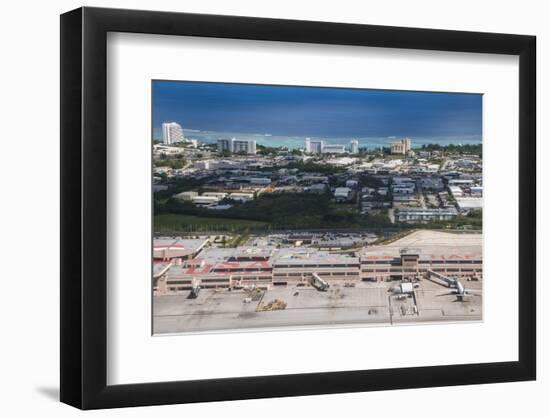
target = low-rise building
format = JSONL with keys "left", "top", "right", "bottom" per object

{"left": 392, "top": 184, "right": 415, "bottom": 194}
{"left": 248, "top": 177, "right": 272, "bottom": 185}
{"left": 392, "top": 194, "right": 418, "bottom": 203}
{"left": 322, "top": 144, "right": 346, "bottom": 154}
{"left": 300, "top": 175, "right": 329, "bottom": 184}
{"left": 334, "top": 187, "right": 352, "bottom": 202}
{"left": 153, "top": 144, "right": 186, "bottom": 155}
{"left": 153, "top": 184, "right": 169, "bottom": 192}
{"left": 227, "top": 192, "right": 255, "bottom": 202}
{"left": 420, "top": 177, "right": 444, "bottom": 191}
{"left": 346, "top": 179, "right": 359, "bottom": 189}
{"left": 206, "top": 204, "right": 233, "bottom": 210}
{"left": 396, "top": 208, "right": 458, "bottom": 222}
{"left": 455, "top": 197, "right": 483, "bottom": 212}
{"left": 193, "top": 160, "right": 211, "bottom": 170}
{"left": 174, "top": 191, "right": 198, "bottom": 201}
{"left": 470, "top": 186, "right": 483, "bottom": 196}
{"left": 307, "top": 183, "right": 328, "bottom": 194}
{"left": 448, "top": 185, "right": 464, "bottom": 197}
{"left": 202, "top": 192, "right": 227, "bottom": 200}
{"left": 448, "top": 179, "right": 475, "bottom": 186}
{"left": 192, "top": 195, "right": 219, "bottom": 205}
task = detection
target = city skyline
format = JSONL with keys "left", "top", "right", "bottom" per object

{"left": 152, "top": 81, "right": 482, "bottom": 138}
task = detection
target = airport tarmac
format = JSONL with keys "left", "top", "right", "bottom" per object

{"left": 384, "top": 230, "right": 482, "bottom": 254}
{"left": 153, "top": 279, "right": 482, "bottom": 334}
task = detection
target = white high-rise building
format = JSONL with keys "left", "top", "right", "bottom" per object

{"left": 309, "top": 140, "right": 324, "bottom": 154}
{"left": 217, "top": 138, "right": 233, "bottom": 153}
{"left": 217, "top": 138, "right": 257, "bottom": 154}
{"left": 390, "top": 138, "right": 412, "bottom": 155}
{"left": 161, "top": 122, "right": 185, "bottom": 145}
{"left": 304, "top": 138, "right": 311, "bottom": 153}
{"left": 233, "top": 139, "right": 257, "bottom": 154}
{"left": 349, "top": 139, "right": 359, "bottom": 154}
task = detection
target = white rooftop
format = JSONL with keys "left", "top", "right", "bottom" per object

{"left": 456, "top": 197, "right": 483, "bottom": 210}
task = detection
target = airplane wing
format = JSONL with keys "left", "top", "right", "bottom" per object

{"left": 436, "top": 291, "right": 456, "bottom": 297}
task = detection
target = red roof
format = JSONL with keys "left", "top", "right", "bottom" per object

{"left": 216, "top": 261, "right": 271, "bottom": 269}
{"left": 185, "top": 265, "right": 213, "bottom": 275}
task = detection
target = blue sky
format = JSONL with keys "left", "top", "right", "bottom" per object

{"left": 152, "top": 81, "right": 482, "bottom": 138}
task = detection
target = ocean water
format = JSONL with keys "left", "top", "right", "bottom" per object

{"left": 153, "top": 128, "right": 481, "bottom": 151}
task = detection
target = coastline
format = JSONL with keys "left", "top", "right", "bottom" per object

{"left": 153, "top": 127, "right": 482, "bottom": 150}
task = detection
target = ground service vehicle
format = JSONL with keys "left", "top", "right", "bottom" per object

{"left": 189, "top": 285, "right": 201, "bottom": 299}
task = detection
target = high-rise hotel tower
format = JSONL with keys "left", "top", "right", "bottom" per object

{"left": 162, "top": 122, "right": 185, "bottom": 145}
{"left": 349, "top": 139, "right": 359, "bottom": 154}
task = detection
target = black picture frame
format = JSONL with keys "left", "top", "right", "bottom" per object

{"left": 60, "top": 6, "right": 536, "bottom": 410}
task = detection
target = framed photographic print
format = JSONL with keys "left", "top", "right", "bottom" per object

{"left": 60, "top": 6, "right": 536, "bottom": 409}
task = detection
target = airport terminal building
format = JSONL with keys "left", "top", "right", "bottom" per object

{"left": 153, "top": 234, "right": 483, "bottom": 295}
{"left": 359, "top": 248, "right": 482, "bottom": 282}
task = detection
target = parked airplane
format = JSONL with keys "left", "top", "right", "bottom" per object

{"left": 438, "top": 279, "right": 481, "bottom": 301}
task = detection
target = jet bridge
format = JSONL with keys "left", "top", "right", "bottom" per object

{"left": 426, "top": 269, "right": 457, "bottom": 288}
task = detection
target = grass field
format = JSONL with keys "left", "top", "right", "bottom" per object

{"left": 154, "top": 214, "right": 268, "bottom": 232}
